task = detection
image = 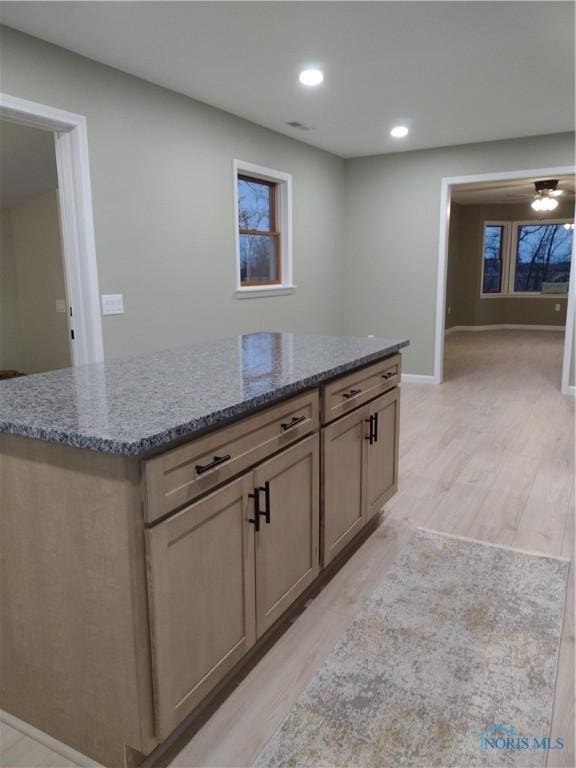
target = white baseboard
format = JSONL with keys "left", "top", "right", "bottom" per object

{"left": 401, "top": 373, "right": 437, "bottom": 384}
{"left": 445, "top": 324, "right": 565, "bottom": 334}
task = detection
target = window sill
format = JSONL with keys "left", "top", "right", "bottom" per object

{"left": 480, "top": 293, "right": 568, "bottom": 300}
{"left": 235, "top": 285, "right": 296, "bottom": 299}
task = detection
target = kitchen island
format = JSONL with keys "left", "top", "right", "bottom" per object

{"left": 0, "top": 332, "right": 408, "bottom": 767}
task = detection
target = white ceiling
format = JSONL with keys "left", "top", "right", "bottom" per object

{"left": 1, "top": 2, "right": 574, "bottom": 158}
{"left": 0, "top": 121, "right": 58, "bottom": 208}
{"left": 451, "top": 176, "right": 576, "bottom": 205}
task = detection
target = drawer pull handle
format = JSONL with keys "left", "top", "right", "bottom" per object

{"left": 382, "top": 371, "right": 395, "bottom": 380}
{"left": 342, "top": 388, "right": 362, "bottom": 399}
{"left": 248, "top": 489, "right": 261, "bottom": 532}
{"left": 373, "top": 412, "right": 379, "bottom": 443}
{"left": 365, "top": 415, "right": 374, "bottom": 444}
{"left": 281, "top": 415, "right": 306, "bottom": 431}
{"left": 195, "top": 453, "right": 231, "bottom": 475}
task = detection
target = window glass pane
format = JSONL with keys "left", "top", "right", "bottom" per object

{"left": 514, "top": 224, "right": 573, "bottom": 293}
{"left": 238, "top": 178, "right": 272, "bottom": 231}
{"left": 482, "top": 225, "right": 504, "bottom": 293}
{"left": 240, "top": 235, "right": 278, "bottom": 283}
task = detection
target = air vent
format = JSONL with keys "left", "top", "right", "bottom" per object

{"left": 286, "top": 121, "right": 312, "bottom": 131}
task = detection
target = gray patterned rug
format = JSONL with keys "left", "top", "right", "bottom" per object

{"left": 253, "top": 529, "right": 569, "bottom": 768}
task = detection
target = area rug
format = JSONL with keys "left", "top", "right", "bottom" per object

{"left": 252, "top": 529, "right": 569, "bottom": 768}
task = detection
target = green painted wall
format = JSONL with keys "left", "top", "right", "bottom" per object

{"left": 343, "top": 134, "right": 575, "bottom": 375}
{"left": 446, "top": 201, "right": 574, "bottom": 329}
{"left": 0, "top": 26, "right": 346, "bottom": 360}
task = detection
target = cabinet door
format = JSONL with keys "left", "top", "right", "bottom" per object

{"left": 366, "top": 387, "right": 400, "bottom": 519}
{"left": 321, "top": 406, "right": 369, "bottom": 566}
{"left": 253, "top": 435, "right": 320, "bottom": 636}
{"left": 146, "top": 474, "right": 256, "bottom": 740}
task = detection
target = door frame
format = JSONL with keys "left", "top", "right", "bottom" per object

{"left": 0, "top": 92, "right": 104, "bottom": 366}
{"left": 435, "top": 165, "right": 576, "bottom": 394}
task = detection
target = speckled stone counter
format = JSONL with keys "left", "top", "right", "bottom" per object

{"left": 0, "top": 333, "right": 409, "bottom": 457}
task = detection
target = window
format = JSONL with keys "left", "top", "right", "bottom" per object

{"left": 234, "top": 160, "right": 293, "bottom": 296}
{"left": 238, "top": 176, "right": 280, "bottom": 285}
{"left": 480, "top": 219, "right": 573, "bottom": 297}
{"left": 512, "top": 223, "right": 573, "bottom": 293}
{"left": 482, "top": 224, "right": 506, "bottom": 294}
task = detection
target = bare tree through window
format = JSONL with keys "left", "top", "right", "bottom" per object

{"left": 238, "top": 176, "right": 280, "bottom": 285}
{"left": 514, "top": 224, "right": 572, "bottom": 292}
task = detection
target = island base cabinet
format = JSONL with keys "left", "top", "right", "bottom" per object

{"left": 322, "top": 387, "right": 400, "bottom": 565}
{"left": 321, "top": 408, "right": 368, "bottom": 565}
{"left": 366, "top": 388, "right": 400, "bottom": 519}
{"left": 253, "top": 434, "right": 320, "bottom": 636}
{"left": 146, "top": 474, "right": 256, "bottom": 741}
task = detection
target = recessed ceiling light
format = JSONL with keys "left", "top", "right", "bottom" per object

{"left": 390, "top": 125, "right": 409, "bottom": 138}
{"left": 299, "top": 69, "right": 324, "bottom": 87}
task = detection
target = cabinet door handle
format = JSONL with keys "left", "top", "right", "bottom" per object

{"left": 365, "top": 415, "right": 374, "bottom": 444}
{"left": 260, "top": 481, "right": 271, "bottom": 524}
{"left": 343, "top": 388, "right": 362, "bottom": 399}
{"left": 373, "top": 412, "right": 379, "bottom": 443}
{"left": 280, "top": 415, "right": 305, "bottom": 431}
{"left": 248, "top": 489, "right": 261, "bottom": 532}
{"left": 195, "top": 454, "right": 231, "bottom": 475}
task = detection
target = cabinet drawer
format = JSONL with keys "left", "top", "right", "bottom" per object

{"left": 144, "top": 390, "right": 319, "bottom": 522}
{"left": 321, "top": 354, "right": 401, "bottom": 424}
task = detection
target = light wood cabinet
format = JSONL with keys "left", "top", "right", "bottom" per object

{"left": 322, "top": 407, "right": 368, "bottom": 565}
{"left": 253, "top": 434, "right": 320, "bottom": 636}
{"left": 366, "top": 388, "right": 400, "bottom": 519}
{"left": 146, "top": 474, "right": 256, "bottom": 740}
{"left": 322, "top": 387, "right": 400, "bottom": 564}
{"left": 146, "top": 434, "right": 321, "bottom": 738}
{"left": 143, "top": 391, "right": 319, "bottom": 522}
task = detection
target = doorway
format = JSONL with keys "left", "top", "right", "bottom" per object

{"left": 0, "top": 93, "right": 103, "bottom": 369}
{"left": 0, "top": 121, "right": 71, "bottom": 375}
{"left": 435, "top": 166, "right": 576, "bottom": 394}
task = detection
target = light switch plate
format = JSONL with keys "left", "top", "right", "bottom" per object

{"left": 101, "top": 294, "right": 124, "bottom": 315}
{"left": 555, "top": 303, "right": 561, "bottom": 312}
{"left": 55, "top": 299, "right": 67, "bottom": 313}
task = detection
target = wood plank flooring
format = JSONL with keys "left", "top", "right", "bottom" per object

{"left": 2, "top": 330, "right": 573, "bottom": 768}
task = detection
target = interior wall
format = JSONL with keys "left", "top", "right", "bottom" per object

{"left": 4, "top": 190, "right": 71, "bottom": 374}
{"left": 343, "top": 134, "right": 575, "bottom": 376}
{"left": 0, "top": 208, "right": 22, "bottom": 370}
{"left": 1, "top": 26, "right": 574, "bottom": 380}
{"left": 0, "top": 26, "right": 346, "bottom": 360}
{"left": 446, "top": 200, "right": 574, "bottom": 329}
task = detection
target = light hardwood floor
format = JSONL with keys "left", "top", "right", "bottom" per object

{"left": 2, "top": 330, "right": 574, "bottom": 768}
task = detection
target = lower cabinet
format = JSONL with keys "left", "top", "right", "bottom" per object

{"left": 254, "top": 434, "right": 320, "bottom": 635}
{"left": 321, "top": 407, "right": 367, "bottom": 565}
{"left": 366, "top": 387, "right": 400, "bottom": 519}
{"left": 146, "top": 474, "right": 256, "bottom": 740}
{"left": 146, "top": 434, "right": 320, "bottom": 739}
{"left": 322, "top": 387, "right": 400, "bottom": 564}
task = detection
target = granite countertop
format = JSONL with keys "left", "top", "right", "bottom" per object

{"left": 0, "top": 333, "right": 409, "bottom": 457}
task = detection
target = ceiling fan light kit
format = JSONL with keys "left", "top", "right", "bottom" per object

{"left": 531, "top": 179, "right": 562, "bottom": 212}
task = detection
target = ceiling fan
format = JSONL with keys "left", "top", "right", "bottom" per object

{"left": 531, "top": 179, "right": 562, "bottom": 212}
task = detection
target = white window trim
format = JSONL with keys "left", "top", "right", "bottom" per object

{"left": 480, "top": 218, "right": 573, "bottom": 299}
{"left": 233, "top": 159, "right": 294, "bottom": 297}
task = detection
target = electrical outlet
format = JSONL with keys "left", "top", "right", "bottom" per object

{"left": 101, "top": 294, "right": 125, "bottom": 315}
{"left": 55, "top": 299, "right": 66, "bottom": 313}
{"left": 555, "top": 304, "right": 561, "bottom": 312}
{"left": 448, "top": 306, "right": 452, "bottom": 314}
